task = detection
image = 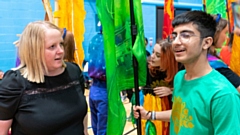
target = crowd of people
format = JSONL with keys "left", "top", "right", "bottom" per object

{"left": 0, "top": 10, "right": 240, "bottom": 135}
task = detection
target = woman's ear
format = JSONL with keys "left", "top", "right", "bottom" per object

{"left": 202, "top": 37, "right": 213, "bottom": 50}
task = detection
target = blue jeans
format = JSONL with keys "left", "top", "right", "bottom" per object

{"left": 89, "top": 84, "right": 107, "bottom": 135}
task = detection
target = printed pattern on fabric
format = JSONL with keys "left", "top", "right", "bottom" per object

{"left": 150, "top": 80, "right": 171, "bottom": 90}
{"left": 172, "top": 96, "right": 194, "bottom": 134}
{"left": 142, "top": 71, "right": 171, "bottom": 135}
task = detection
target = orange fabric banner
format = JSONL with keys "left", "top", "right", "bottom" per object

{"left": 143, "top": 94, "right": 170, "bottom": 135}
{"left": 230, "top": 35, "right": 240, "bottom": 75}
{"left": 162, "top": 0, "right": 174, "bottom": 39}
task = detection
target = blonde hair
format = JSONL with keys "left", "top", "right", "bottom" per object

{"left": 13, "top": 21, "right": 66, "bottom": 83}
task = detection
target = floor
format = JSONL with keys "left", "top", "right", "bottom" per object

{"left": 85, "top": 89, "right": 137, "bottom": 135}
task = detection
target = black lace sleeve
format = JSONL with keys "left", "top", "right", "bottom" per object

{"left": 0, "top": 70, "right": 25, "bottom": 120}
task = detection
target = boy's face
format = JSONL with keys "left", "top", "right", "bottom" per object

{"left": 171, "top": 23, "right": 204, "bottom": 64}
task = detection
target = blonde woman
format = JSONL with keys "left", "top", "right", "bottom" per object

{"left": 0, "top": 21, "right": 88, "bottom": 135}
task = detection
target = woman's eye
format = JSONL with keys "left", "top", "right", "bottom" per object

{"left": 49, "top": 45, "right": 55, "bottom": 49}
{"left": 156, "top": 53, "right": 160, "bottom": 58}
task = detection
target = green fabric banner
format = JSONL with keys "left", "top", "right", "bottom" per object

{"left": 96, "top": 0, "right": 146, "bottom": 134}
{"left": 205, "top": 0, "right": 227, "bottom": 19}
{"left": 205, "top": 0, "right": 228, "bottom": 53}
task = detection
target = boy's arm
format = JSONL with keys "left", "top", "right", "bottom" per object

{"left": 211, "top": 94, "right": 240, "bottom": 134}
{"left": 133, "top": 106, "right": 171, "bottom": 122}
{"left": 155, "top": 110, "right": 172, "bottom": 122}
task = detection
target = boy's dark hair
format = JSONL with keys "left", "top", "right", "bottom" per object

{"left": 172, "top": 10, "right": 217, "bottom": 38}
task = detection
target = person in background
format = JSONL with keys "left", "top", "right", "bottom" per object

{"left": 60, "top": 27, "right": 89, "bottom": 133}
{"left": 61, "top": 28, "right": 76, "bottom": 63}
{"left": 61, "top": 28, "right": 91, "bottom": 88}
{"left": 145, "top": 37, "right": 151, "bottom": 59}
{"left": 208, "top": 14, "right": 240, "bottom": 92}
{"left": 140, "top": 39, "right": 179, "bottom": 135}
{"left": 0, "top": 21, "right": 88, "bottom": 135}
{"left": 83, "top": 59, "right": 91, "bottom": 89}
{"left": 88, "top": 26, "right": 107, "bottom": 135}
{"left": 0, "top": 70, "right": 4, "bottom": 80}
{"left": 134, "top": 11, "right": 240, "bottom": 135}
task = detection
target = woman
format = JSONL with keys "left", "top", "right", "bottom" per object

{"left": 208, "top": 14, "right": 240, "bottom": 92}
{"left": 61, "top": 28, "right": 76, "bottom": 63}
{"left": 0, "top": 21, "right": 88, "bottom": 135}
{"left": 141, "top": 39, "right": 179, "bottom": 135}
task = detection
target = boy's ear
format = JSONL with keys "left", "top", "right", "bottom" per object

{"left": 202, "top": 37, "right": 213, "bottom": 50}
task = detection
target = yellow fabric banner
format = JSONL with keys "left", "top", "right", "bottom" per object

{"left": 54, "top": 0, "right": 86, "bottom": 68}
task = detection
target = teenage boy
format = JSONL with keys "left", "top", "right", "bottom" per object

{"left": 134, "top": 11, "right": 240, "bottom": 135}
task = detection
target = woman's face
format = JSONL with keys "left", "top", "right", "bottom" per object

{"left": 44, "top": 28, "right": 64, "bottom": 75}
{"left": 150, "top": 43, "right": 161, "bottom": 67}
{"left": 216, "top": 25, "right": 229, "bottom": 48}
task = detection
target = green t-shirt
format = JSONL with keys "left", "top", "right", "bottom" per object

{"left": 170, "top": 69, "right": 240, "bottom": 135}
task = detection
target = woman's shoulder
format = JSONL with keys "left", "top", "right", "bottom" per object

{"left": 2, "top": 70, "right": 24, "bottom": 82}
{"left": 65, "top": 62, "right": 81, "bottom": 71}
{"left": 65, "top": 62, "right": 83, "bottom": 79}
{"left": 0, "top": 70, "right": 26, "bottom": 93}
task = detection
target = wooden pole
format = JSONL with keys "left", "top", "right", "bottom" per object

{"left": 54, "top": 0, "right": 59, "bottom": 26}
{"left": 42, "top": 0, "right": 53, "bottom": 22}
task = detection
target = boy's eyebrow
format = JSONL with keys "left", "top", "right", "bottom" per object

{"left": 180, "top": 30, "right": 194, "bottom": 34}
{"left": 172, "top": 30, "right": 195, "bottom": 34}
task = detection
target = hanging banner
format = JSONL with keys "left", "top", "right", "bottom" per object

{"left": 162, "top": 0, "right": 174, "bottom": 39}
{"left": 96, "top": 0, "right": 147, "bottom": 134}
{"left": 53, "top": 0, "right": 86, "bottom": 67}
{"left": 205, "top": 0, "right": 227, "bottom": 19}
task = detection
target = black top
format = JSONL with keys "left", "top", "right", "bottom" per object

{"left": 0, "top": 62, "right": 87, "bottom": 135}
{"left": 143, "top": 63, "right": 184, "bottom": 96}
{"left": 216, "top": 67, "right": 240, "bottom": 88}
{"left": 143, "top": 69, "right": 171, "bottom": 96}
